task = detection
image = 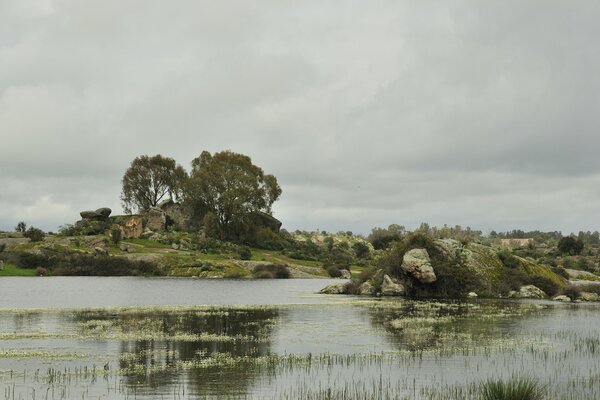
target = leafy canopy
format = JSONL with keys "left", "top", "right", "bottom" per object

{"left": 184, "top": 150, "right": 281, "bottom": 240}
{"left": 121, "top": 154, "right": 187, "bottom": 214}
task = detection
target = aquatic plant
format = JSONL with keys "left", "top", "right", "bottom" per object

{"left": 479, "top": 377, "right": 545, "bottom": 400}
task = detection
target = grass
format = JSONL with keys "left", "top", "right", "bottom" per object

{"left": 480, "top": 377, "right": 545, "bottom": 400}
{"left": 0, "top": 262, "right": 36, "bottom": 277}
{"left": 121, "top": 238, "right": 172, "bottom": 249}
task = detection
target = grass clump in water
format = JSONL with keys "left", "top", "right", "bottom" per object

{"left": 480, "top": 376, "right": 545, "bottom": 400}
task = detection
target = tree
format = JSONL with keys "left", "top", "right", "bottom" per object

{"left": 24, "top": 227, "right": 45, "bottom": 242}
{"left": 121, "top": 155, "right": 187, "bottom": 214}
{"left": 15, "top": 221, "right": 26, "bottom": 233}
{"left": 557, "top": 236, "right": 584, "bottom": 256}
{"left": 183, "top": 150, "right": 281, "bottom": 240}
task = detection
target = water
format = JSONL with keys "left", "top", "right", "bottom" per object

{"left": 0, "top": 277, "right": 599, "bottom": 399}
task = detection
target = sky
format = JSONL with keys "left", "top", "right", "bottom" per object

{"left": 1, "top": 0, "right": 600, "bottom": 235}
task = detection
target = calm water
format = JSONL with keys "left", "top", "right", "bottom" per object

{"left": 0, "top": 277, "right": 599, "bottom": 399}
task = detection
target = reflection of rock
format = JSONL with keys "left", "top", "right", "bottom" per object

{"left": 509, "top": 285, "right": 546, "bottom": 299}
{"left": 339, "top": 269, "right": 352, "bottom": 279}
{"left": 123, "top": 216, "right": 144, "bottom": 239}
{"left": 467, "top": 292, "right": 478, "bottom": 298}
{"left": 401, "top": 249, "right": 436, "bottom": 283}
{"left": 359, "top": 281, "right": 375, "bottom": 295}
{"left": 553, "top": 295, "right": 571, "bottom": 302}
{"left": 381, "top": 275, "right": 405, "bottom": 296}
{"left": 319, "top": 282, "right": 348, "bottom": 294}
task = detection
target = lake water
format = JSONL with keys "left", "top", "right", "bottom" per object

{"left": 0, "top": 277, "right": 599, "bottom": 399}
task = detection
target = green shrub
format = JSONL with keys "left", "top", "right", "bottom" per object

{"left": 24, "top": 227, "right": 45, "bottom": 242}
{"left": 325, "top": 265, "right": 342, "bottom": 277}
{"left": 523, "top": 275, "right": 561, "bottom": 296}
{"left": 497, "top": 249, "right": 520, "bottom": 269}
{"left": 110, "top": 228, "right": 122, "bottom": 245}
{"left": 479, "top": 376, "right": 545, "bottom": 400}
{"left": 35, "top": 267, "right": 48, "bottom": 276}
{"left": 253, "top": 264, "right": 290, "bottom": 279}
{"left": 238, "top": 246, "right": 252, "bottom": 260}
{"left": 0, "top": 243, "right": 5, "bottom": 253}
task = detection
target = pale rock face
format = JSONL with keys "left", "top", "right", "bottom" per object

{"left": 401, "top": 248, "right": 436, "bottom": 283}
{"left": 580, "top": 292, "right": 600, "bottom": 302}
{"left": 123, "top": 216, "right": 144, "bottom": 239}
{"left": 339, "top": 269, "right": 352, "bottom": 279}
{"left": 319, "top": 282, "right": 349, "bottom": 294}
{"left": 552, "top": 295, "right": 571, "bottom": 302}
{"left": 359, "top": 281, "right": 375, "bottom": 295}
{"left": 516, "top": 285, "right": 546, "bottom": 299}
{"left": 381, "top": 274, "right": 405, "bottom": 296}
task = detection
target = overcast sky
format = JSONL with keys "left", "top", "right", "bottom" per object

{"left": 1, "top": 0, "right": 600, "bottom": 235}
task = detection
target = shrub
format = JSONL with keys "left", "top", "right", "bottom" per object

{"left": 238, "top": 246, "right": 252, "bottom": 260}
{"left": 35, "top": 267, "right": 48, "bottom": 276}
{"left": 15, "top": 221, "right": 26, "bottom": 233}
{"left": 24, "top": 227, "right": 45, "bottom": 242}
{"left": 0, "top": 243, "right": 5, "bottom": 253}
{"left": 576, "top": 284, "right": 600, "bottom": 295}
{"left": 558, "top": 236, "right": 584, "bottom": 255}
{"left": 325, "top": 265, "right": 342, "bottom": 278}
{"left": 551, "top": 266, "right": 569, "bottom": 279}
{"left": 479, "top": 376, "right": 545, "bottom": 400}
{"left": 523, "top": 275, "right": 561, "bottom": 296}
{"left": 253, "top": 264, "right": 290, "bottom": 279}
{"left": 497, "top": 250, "right": 520, "bottom": 269}
{"left": 561, "top": 284, "right": 581, "bottom": 299}
{"left": 110, "top": 228, "right": 122, "bottom": 245}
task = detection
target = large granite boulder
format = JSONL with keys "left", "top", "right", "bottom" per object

{"left": 146, "top": 207, "right": 167, "bottom": 232}
{"left": 401, "top": 249, "right": 436, "bottom": 283}
{"left": 123, "top": 216, "right": 144, "bottom": 239}
{"left": 319, "top": 282, "right": 349, "bottom": 294}
{"left": 80, "top": 208, "right": 112, "bottom": 222}
{"left": 359, "top": 281, "right": 376, "bottom": 295}
{"left": 510, "top": 285, "right": 546, "bottom": 299}
{"left": 381, "top": 274, "right": 405, "bottom": 296}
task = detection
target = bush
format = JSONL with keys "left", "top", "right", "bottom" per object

{"left": 35, "top": 267, "right": 48, "bottom": 276}
{"left": 497, "top": 249, "right": 520, "bottom": 269}
{"left": 238, "top": 246, "right": 252, "bottom": 260}
{"left": 558, "top": 236, "right": 584, "bottom": 255}
{"left": 523, "top": 275, "right": 561, "bottom": 296}
{"left": 24, "top": 227, "right": 45, "bottom": 242}
{"left": 253, "top": 264, "right": 290, "bottom": 279}
{"left": 479, "top": 376, "right": 545, "bottom": 400}
{"left": 110, "top": 228, "right": 122, "bottom": 245}
{"left": 0, "top": 243, "right": 5, "bottom": 253}
{"left": 551, "top": 266, "right": 570, "bottom": 279}
{"left": 561, "top": 284, "right": 581, "bottom": 299}
{"left": 325, "top": 265, "right": 342, "bottom": 277}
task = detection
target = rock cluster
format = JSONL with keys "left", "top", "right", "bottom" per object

{"left": 80, "top": 208, "right": 112, "bottom": 222}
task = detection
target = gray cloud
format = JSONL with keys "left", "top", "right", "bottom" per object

{"left": 1, "top": 0, "right": 600, "bottom": 234}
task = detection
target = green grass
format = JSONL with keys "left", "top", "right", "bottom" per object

{"left": 121, "top": 238, "right": 172, "bottom": 249}
{"left": 0, "top": 262, "right": 37, "bottom": 277}
{"left": 480, "top": 377, "right": 545, "bottom": 400}
{"left": 250, "top": 248, "right": 322, "bottom": 268}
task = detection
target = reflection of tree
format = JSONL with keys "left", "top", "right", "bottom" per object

{"left": 71, "top": 308, "right": 279, "bottom": 397}
{"left": 366, "top": 300, "right": 531, "bottom": 352}
{"left": 13, "top": 312, "right": 43, "bottom": 332}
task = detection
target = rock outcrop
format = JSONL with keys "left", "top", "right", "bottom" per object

{"left": 319, "top": 282, "right": 349, "bottom": 294}
{"left": 80, "top": 208, "right": 112, "bottom": 222}
{"left": 401, "top": 249, "right": 436, "bottom": 283}
{"left": 381, "top": 275, "right": 405, "bottom": 296}
{"left": 123, "top": 216, "right": 144, "bottom": 239}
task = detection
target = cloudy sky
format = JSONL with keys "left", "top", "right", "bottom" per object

{"left": 1, "top": 0, "right": 599, "bottom": 235}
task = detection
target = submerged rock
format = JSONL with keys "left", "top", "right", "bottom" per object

{"left": 319, "top": 282, "right": 349, "bottom": 294}
{"left": 401, "top": 248, "right": 436, "bottom": 283}
{"left": 381, "top": 275, "right": 405, "bottom": 296}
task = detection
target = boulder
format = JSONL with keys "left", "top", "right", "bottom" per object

{"left": 516, "top": 285, "right": 546, "bottom": 299}
{"left": 553, "top": 295, "right": 571, "bottom": 302}
{"left": 319, "top": 282, "right": 349, "bottom": 294}
{"left": 123, "top": 216, "right": 144, "bottom": 239}
{"left": 401, "top": 248, "right": 436, "bottom": 283}
{"left": 146, "top": 207, "right": 166, "bottom": 231}
{"left": 95, "top": 208, "right": 112, "bottom": 220}
{"left": 339, "top": 269, "right": 352, "bottom": 279}
{"left": 252, "top": 211, "right": 283, "bottom": 232}
{"left": 171, "top": 243, "right": 179, "bottom": 250}
{"left": 94, "top": 247, "right": 108, "bottom": 256}
{"left": 119, "top": 244, "right": 129, "bottom": 252}
{"left": 381, "top": 274, "right": 405, "bottom": 296}
{"left": 467, "top": 292, "right": 478, "bottom": 298}
{"left": 80, "top": 210, "right": 99, "bottom": 220}
{"left": 580, "top": 292, "right": 600, "bottom": 302}
{"left": 359, "top": 281, "right": 376, "bottom": 295}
